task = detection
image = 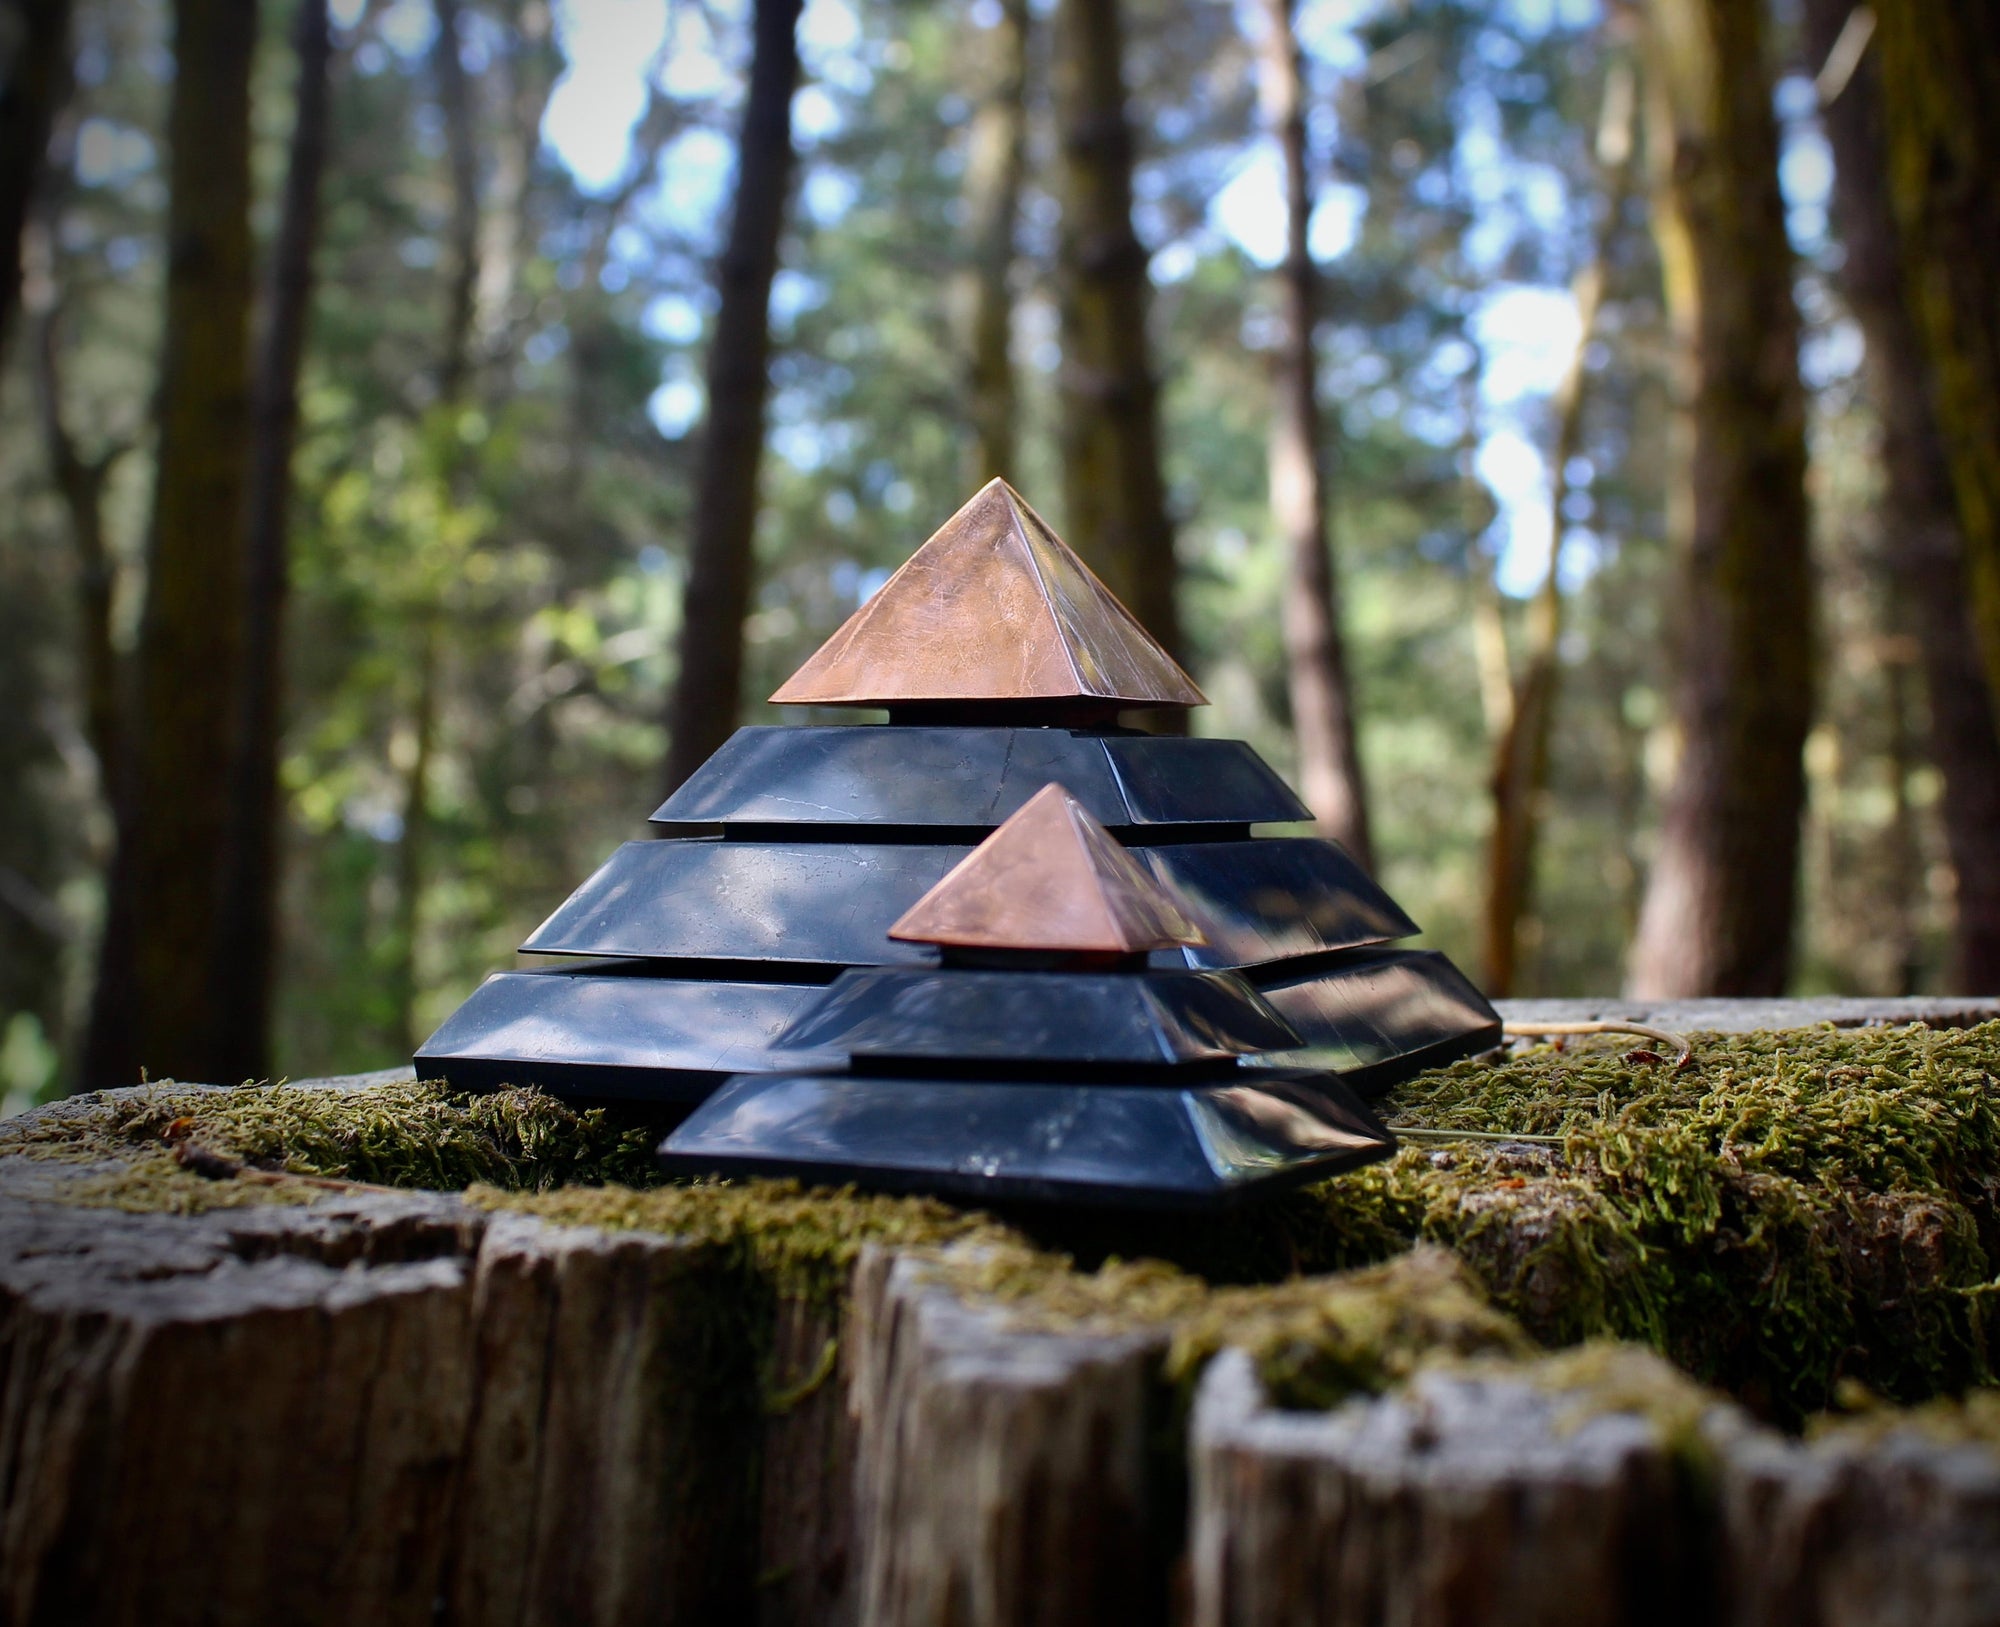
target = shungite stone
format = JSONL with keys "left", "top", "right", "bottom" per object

{"left": 414, "top": 968, "right": 840, "bottom": 1101}
{"left": 778, "top": 966, "right": 1300, "bottom": 1067}
{"left": 649, "top": 726, "right": 1309, "bottom": 834}
{"left": 519, "top": 836, "right": 1417, "bottom": 972}
{"left": 1243, "top": 948, "right": 1504, "bottom": 1095}
{"left": 1138, "top": 840, "right": 1418, "bottom": 968}
{"left": 656, "top": 1068, "right": 1395, "bottom": 1207}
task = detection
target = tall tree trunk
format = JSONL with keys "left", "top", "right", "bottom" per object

{"left": 430, "top": 0, "right": 479, "bottom": 406}
{"left": 0, "top": 0, "right": 72, "bottom": 371}
{"left": 1626, "top": 0, "right": 1812, "bottom": 998}
{"left": 661, "top": 0, "right": 803, "bottom": 796}
{"left": 391, "top": 0, "right": 483, "bottom": 1051}
{"left": 953, "top": 0, "right": 1028, "bottom": 487}
{"left": 1804, "top": 0, "right": 2000, "bottom": 992}
{"left": 1256, "top": 0, "right": 1370, "bottom": 864}
{"left": 82, "top": 0, "right": 259, "bottom": 1087}
{"left": 211, "top": 0, "right": 336, "bottom": 1085}
{"left": 1869, "top": 1, "right": 2000, "bottom": 721}
{"left": 1052, "top": 0, "right": 1182, "bottom": 671}
{"left": 1481, "top": 55, "right": 1636, "bottom": 996}
{"left": 27, "top": 280, "right": 125, "bottom": 786}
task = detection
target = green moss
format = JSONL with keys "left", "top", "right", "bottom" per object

{"left": 473, "top": 1178, "right": 1016, "bottom": 1305}
{"left": 0, "top": 1078, "right": 667, "bottom": 1211}
{"left": 9, "top": 1023, "right": 2000, "bottom": 1425}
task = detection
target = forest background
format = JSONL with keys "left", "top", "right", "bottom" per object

{"left": 2, "top": 0, "right": 1998, "bottom": 1105}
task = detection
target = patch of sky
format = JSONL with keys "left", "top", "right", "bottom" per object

{"left": 330, "top": 0, "right": 368, "bottom": 26}
{"left": 1778, "top": 113, "right": 1833, "bottom": 256}
{"left": 644, "top": 293, "right": 706, "bottom": 344}
{"left": 1802, "top": 319, "right": 1865, "bottom": 392}
{"left": 770, "top": 269, "right": 827, "bottom": 323}
{"left": 803, "top": 168, "right": 860, "bottom": 227}
{"left": 650, "top": 375, "right": 705, "bottom": 437}
{"left": 75, "top": 119, "right": 155, "bottom": 186}
{"left": 380, "top": 0, "right": 438, "bottom": 59}
{"left": 544, "top": 0, "right": 673, "bottom": 193}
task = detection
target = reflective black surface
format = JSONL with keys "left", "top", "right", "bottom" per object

{"left": 415, "top": 969, "right": 838, "bottom": 1100}
{"left": 649, "top": 726, "right": 1310, "bottom": 832}
{"left": 658, "top": 1067, "right": 1395, "bottom": 1206}
{"left": 1141, "top": 840, "right": 1419, "bottom": 969}
{"left": 779, "top": 966, "right": 1300, "bottom": 1065}
{"left": 521, "top": 839, "right": 963, "bottom": 966}
{"left": 1246, "top": 948, "right": 1503, "bottom": 1095}
{"left": 523, "top": 836, "right": 1418, "bottom": 972}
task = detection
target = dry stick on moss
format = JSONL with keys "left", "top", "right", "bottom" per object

{"left": 1503, "top": 1020, "right": 1694, "bottom": 1067}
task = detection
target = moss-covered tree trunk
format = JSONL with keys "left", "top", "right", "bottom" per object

{"left": 1870, "top": 1, "right": 2000, "bottom": 725}
{"left": 661, "top": 0, "right": 804, "bottom": 796}
{"left": 213, "top": 0, "right": 336, "bottom": 1084}
{"left": 953, "top": 0, "right": 1027, "bottom": 488}
{"left": 1053, "top": 0, "right": 1182, "bottom": 676}
{"left": 1803, "top": 0, "right": 2000, "bottom": 994}
{"left": 1625, "top": 0, "right": 1811, "bottom": 999}
{"left": 82, "top": 0, "right": 260, "bottom": 1089}
{"left": 1257, "top": 0, "right": 1370, "bottom": 866}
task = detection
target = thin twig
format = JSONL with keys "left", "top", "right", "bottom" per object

{"left": 1502, "top": 1020, "right": 1693, "bottom": 1068}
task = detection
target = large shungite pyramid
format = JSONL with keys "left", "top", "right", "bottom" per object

{"left": 417, "top": 481, "right": 1500, "bottom": 1195}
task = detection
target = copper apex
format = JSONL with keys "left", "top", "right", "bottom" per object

{"left": 770, "top": 479, "right": 1206, "bottom": 709}
{"left": 889, "top": 783, "right": 1206, "bottom": 954}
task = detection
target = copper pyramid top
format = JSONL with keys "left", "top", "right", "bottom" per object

{"left": 888, "top": 783, "right": 1205, "bottom": 954}
{"left": 770, "top": 479, "right": 1206, "bottom": 710}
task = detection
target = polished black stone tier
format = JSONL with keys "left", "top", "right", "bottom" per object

{"left": 414, "top": 968, "right": 839, "bottom": 1101}
{"left": 521, "top": 837, "right": 1414, "bottom": 971}
{"left": 657, "top": 1067, "right": 1395, "bottom": 1207}
{"left": 1246, "top": 948, "right": 1503, "bottom": 1092}
{"left": 779, "top": 966, "right": 1300, "bottom": 1067}
{"left": 650, "top": 726, "right": 1310, "bottom": 834}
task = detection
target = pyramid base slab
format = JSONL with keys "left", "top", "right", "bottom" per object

{"left": 657, "top": 1068, "right": 1395, "bottom": 1207}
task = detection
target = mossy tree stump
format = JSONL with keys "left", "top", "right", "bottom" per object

{"left": 4, "top": 1003, "right": 2000, "bottom": 1626}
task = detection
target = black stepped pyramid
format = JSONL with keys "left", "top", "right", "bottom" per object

{"left": 416, "top": 479, "right": 1500, "bottom": 1109}
{"left": 661, "top": 784, "right": 1398, "bottom": 1205}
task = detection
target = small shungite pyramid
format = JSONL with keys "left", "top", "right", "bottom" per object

{"left": 661, "top": 785, "right": 1397, "bottom": 1204}
{"left": 416, "top": 480, "right": 1500, "bottom": 1197}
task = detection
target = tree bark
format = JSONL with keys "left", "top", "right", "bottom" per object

{"left": 1481, "top": 56, "right": 1636, "bottom": 996}
{"left": 1869, "top": 1, "right": 2000, "bottom": 725}
{"left": 82, "top": 0, "right": 260, "bottom": 1087}
{"left": 0, "top": 0, "right": 72, "bottom": 373}
{"left": 1256, "top": 0, "right": 1371, "bottom": 867}
{"left": 1626, "top": 0, "right": 1812, "bottom": 999}
{"left": 1052, "top": 0, "right": 1183, "bottom": 674}
{"left": 953, "top": 0, "right": 1028, "bottom": 488}
{"left": 212, "top": 0, "right": 336, "bottom": 1085}
{"left": 661, "top": 0, "right": 804, "bottom": 796}
{"left": 1831, "top": 0, "right": 2000, "bottom": 993}
{"left": 29, "top": 298, "right": 125, "bottom": 787}
{"left": 430, "top": 0, "right": 480, "bottom": 407}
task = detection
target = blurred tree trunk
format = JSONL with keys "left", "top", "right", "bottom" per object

{"left": 1870, "top": 2, "right": 2000, "bottom": 722}
{"left": 1804, "top": 0, "right": 2000, "bottom": 993}
{"left": 0, "top": 0, "right": 72, "bottom": 371}
{"left": 953, "top": 0, "right": 1027, "bottom": 487}
{"left": 1052, "top": 0, "right": 1182, "bottom": 672}
{"left": 26, "top": 248, "right": 126, "bottom": 785}
{"left": 391, "top": 0, "right": 481, "bottom": 1053}
{"left": 82, "top": 0, "right": 259, "bottom": 1087}
{"left": 1626, "top": 0, "right": 1812, "bottom": 998}
{"left": 212, "top": 0, "right": 335, "bottom": 1084}
{"left": 1481, "top": 54, "right": 1635, "bottom": 996}
{"left": 1255, "top": 0, "right": 1370, "bottom": 864}
{"left": 662, "top": 0, "right": 804, "bottom": 796}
